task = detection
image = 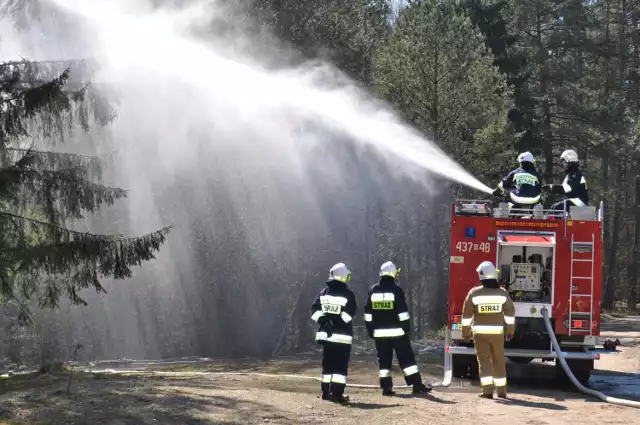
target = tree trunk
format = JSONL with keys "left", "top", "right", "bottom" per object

{"left": 414, "top": 201, "right": 424, "bottom": 338}
{"left": 628, "top": 10, "right": 640, "bottom": 313}
{"left": 603, "top": 165, "right": 625, "bottom": 310}
{"left": 535, "top": 8, "right": 554, "bottom": 180}
{"left": 629, "top": 174, "right": 640, "bottom": 313}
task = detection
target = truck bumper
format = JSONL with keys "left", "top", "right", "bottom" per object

{"left": 445, "top": 345, "right": 600, "bottom": 360}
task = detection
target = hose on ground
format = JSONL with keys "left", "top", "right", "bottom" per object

{"left": 541, "top": 307, "right": 640, "bottom": 408}
{"left": 89, "top": 369, "right": 440, "bottom": 389}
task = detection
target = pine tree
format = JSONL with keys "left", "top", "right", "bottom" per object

{"left": 0, "top": 59, "right": 171, "bottom": 321}
{"left": 372, "top": 0, "right": 514, "bottom": 179}
{"left": 242, "top": 0, "right": 391, "bottom": 84}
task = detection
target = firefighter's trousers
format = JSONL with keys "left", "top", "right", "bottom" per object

{"left": 375, "top": 335, "right": 422, "bottom": 389}
{"left": 321, "top": 341, "right": 351, "bottom": 396}
{"left": 474, "top": 333, "right": 507, "bottom": 396}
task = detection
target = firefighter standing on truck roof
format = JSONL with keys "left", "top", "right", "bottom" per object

{"left": 310, "top": 263, "right": 357, "bottom": 404}
{"left": 461, "top": 261, "right": 516, "bottom": 399}
{"left": 364, "top": 261, "right": 432, "bottom": 396}
{"left": 492, "top": 152, "right": 542, "bottom": 209}
{"left": 541, "top": 149, "right": 589, "bottom": 212}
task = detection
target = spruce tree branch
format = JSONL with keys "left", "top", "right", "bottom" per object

{"left": 0, "top": 82, "right": 89, "bottom": 97}
{"left": 0, "top": 210, "right": 113, "bottom": 239}
{"left": 0, "top": 58, "right": 99, "bottom": 68}
{"left": 0, "top": 68, "right": 72, "bottom": 143}
{"left": 0, "top": 223, "right": 172, "bottom": 310}
{"left": 0, "top": 211, "right": 173, "bottom": 242}
{"left": 4, "top": 147, "right": 109, "bottom": 173}
{"left": 0, "top": 166, "right": 128, "bottom": 220}
{"left": 1, "top": 225, "right": 173, "bottom": 253}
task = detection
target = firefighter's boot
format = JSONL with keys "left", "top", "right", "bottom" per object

{"left": 330, "top": 394, "right": 350, "bottom": 404}
{"left": 479, "top": 381, "right": 494, "bottom": 398}
{"left": 496, "top": 383, "right": 507, "bottom": 398}
{"left": 412, "top": 382, "right": 432, "bottom": 395}
{"left": 382, "top": 388, "right": 396, "bottom": 396}
{"left": 320, "top": 382, "right": 330, "bottom": 400}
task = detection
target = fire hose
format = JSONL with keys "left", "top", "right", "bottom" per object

{"left": 541, "top": 307, "right": 640, "bottom": 408}
{"left": 90, "top": 369, "right": 429, "bottom": 389}
{"left": 88, "top": 314, "right": 639, "bottom": 404}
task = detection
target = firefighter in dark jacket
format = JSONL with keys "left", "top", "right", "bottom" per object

{"left": 461, "top": 261, "right": 516, "bottom": 399}
{"left": 311, "top": 262, "right": 357, "bottom": 403}
{"left": 492, "top": 151, "right": 542, "bottom": 209}
{"left": 542, "top": 149, "right": 589, "bottom": 213}
{"left": 364, "top": 261, "right": 432, "bottom": 396}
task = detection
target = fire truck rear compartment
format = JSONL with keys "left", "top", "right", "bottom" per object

{"left": 446, "top": 201, "right": 603, "bottom": 387}
{"left": 450, "top": 231, "right": 596, "bottom": 384}
{"left": 498, "top": 232, "right": 554, "bottom": 305}
{"left": 498, "top": 233, "right": 557, "bottom": 362}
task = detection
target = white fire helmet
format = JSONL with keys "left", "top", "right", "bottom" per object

{"left": 380, "top": 261, "right": 401, "bottom": 278}
{"left": 518, "top": 151, "right": 534, "bottom": 164}
{"left": 560, "top": 149, "right": 579, "bottom": 163}
{"left": 329, "top": 263, "right": 351, "bottom": 283}
{"left": 476, "top": 261, "right": 499, "bottom": 280}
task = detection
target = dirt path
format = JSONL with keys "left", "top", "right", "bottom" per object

{"left": 600, "top": 314, "right": 640, "bottom": 339}
{"left": 0, "top": 347, "right": 638, "bottom": 425}
{"left": 0, "top": 317, "right": 638, "bottom": 425}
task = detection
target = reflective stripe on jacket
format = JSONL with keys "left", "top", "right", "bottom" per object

{"left": 364, "top": 277, "right": 411, "bottom": 338}
{"left": 461, "top": 286, "right": 515, "bottom": 335}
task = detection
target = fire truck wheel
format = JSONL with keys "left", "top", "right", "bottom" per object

{"left": 468, "top": 359, "right": 479, "bottom": 379}
{"left": 508, "top": 357, "right": 534, "bottom": 364}
{"left": 555, "top": 358, "right": 593, "bottom": 387}
{"left": 452, "top": 354, "right": 478, "bottom": 378}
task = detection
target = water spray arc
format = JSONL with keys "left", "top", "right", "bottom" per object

{"left": 45, "top": 0, "right": 492, "bottom": 195}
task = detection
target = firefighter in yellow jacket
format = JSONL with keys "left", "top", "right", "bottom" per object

{"left": 461, "top": 261, "right": 515, "bottom": 399}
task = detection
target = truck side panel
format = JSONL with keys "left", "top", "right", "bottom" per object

{"left": 448, "top": 215, "right": 497, "bottom": 322}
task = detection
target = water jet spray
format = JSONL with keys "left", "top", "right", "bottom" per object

{"left": 41, "top": 0, "right": 493, "bottom": 195}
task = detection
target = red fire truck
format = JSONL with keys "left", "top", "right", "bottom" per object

{"left": 443, "top": 200, "right": 604, "bottom": 386}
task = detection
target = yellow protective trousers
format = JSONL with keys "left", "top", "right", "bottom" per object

{"left": 474, "top": 332, "right": 507, "bottom": 397}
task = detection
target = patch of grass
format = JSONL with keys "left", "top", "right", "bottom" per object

{"left": 0, "top": 373, "right": 64, "bottom": 393}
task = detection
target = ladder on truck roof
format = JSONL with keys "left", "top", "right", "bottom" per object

{"left": 569, "top": 233, "right": 595, "bottom": 336}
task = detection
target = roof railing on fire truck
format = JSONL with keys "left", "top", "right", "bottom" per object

{"left": 454, "top": 198, "right": 601, "bottom": 241}
{"left": 454, "top": 199, "right": 600, "bottom": 221}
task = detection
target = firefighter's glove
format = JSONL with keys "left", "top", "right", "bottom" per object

{"left": 321, "top": 320, "right": 334, "bottom": 338}
{"left": 491, "top": 188, "right": 501, "bottom": 197}
{"left": 541, "top": 184, "right": 551, "bottom": 193}
{"left": 462, "top": 328, "right": 472, "bottom": 341}
{"left": 505, "top": 332, "right": 514, "bottom": 341}
{"left": 317, "top": 315, "right": 331, "bottom": 326}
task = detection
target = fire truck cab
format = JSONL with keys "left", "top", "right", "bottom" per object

{"left": 445, "top": 200, "right": 604, "bottom": 386}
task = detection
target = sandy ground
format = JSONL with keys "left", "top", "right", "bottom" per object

{"left": 0, "top": 322, "right": 638, "bottom": 425}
